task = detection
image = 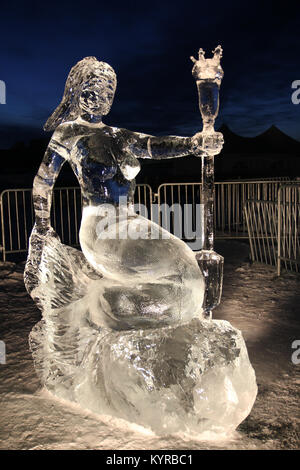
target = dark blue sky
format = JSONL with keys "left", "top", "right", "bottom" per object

{"left": 0, "top": 0, "right": 300, "bottom": 148}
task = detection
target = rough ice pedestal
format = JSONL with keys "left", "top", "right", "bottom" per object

{"left": 30, "top": 318, "right": 257, "bottom": 437}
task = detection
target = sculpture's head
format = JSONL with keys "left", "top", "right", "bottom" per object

{"left": 44, "top": 57, "right": 117, "bottom": 131}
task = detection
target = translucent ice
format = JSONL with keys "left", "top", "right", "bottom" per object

{"left": 30, "top": 317, "right": 257, "bottom": 436}
{"left": 24, "top": 55, "right": 257, "bottom": 436}
{"left": 191, "top": 46, "right": 225, "bottom": 317}
{"left": 25, "top": 57, "right": 224, "bottom": 328}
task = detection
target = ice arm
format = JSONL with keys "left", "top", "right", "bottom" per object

{"left": 121, "top": 127, "right": 224, "bottom": 159}
{"left": 33, "top": 140, "right": 67, "bottom": 230}
{"left": 132, "top": 134, "right": 197, "bottom": 160}
{"left": 118, "top": 128, "right": 203, "bottom": 160}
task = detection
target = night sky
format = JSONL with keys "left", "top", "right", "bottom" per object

{"left": 0, "top": 0, "right": 300, "bottom": 148}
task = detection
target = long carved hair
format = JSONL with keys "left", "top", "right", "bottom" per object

{"left": 44, "top": 57, "right": 117, "bottom": 131}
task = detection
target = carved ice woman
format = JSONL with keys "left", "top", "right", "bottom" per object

{"left": 25, "top": 57, "right": 223, "bottom": 333}
{"left": 24, "top": 57, "right": 257, "bottom": 435}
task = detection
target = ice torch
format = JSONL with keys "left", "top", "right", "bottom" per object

{"left": 190, "top": 45, "right": 224, "bottom": 319}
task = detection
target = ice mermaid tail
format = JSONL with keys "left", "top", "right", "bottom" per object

{"left": 25, "top": 216, "right": 205, "bottom": 332}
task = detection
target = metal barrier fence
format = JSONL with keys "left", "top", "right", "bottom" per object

{"left": 244, "top": 200, "right": 278, "bottom": 267}
{"left": 0, "top": 179, "right": 295, "bottom": 262}
{"left": 277, "top": 184, "right": 300, "bottom": 274}
{"left": 244, "top": 184, "right": 300, "bottom": 274}
{"left": 0, "top": 184, "right": 153, "bottom": 261}
{"left": 156, "top": 179, "right": 288, "bottom": 238}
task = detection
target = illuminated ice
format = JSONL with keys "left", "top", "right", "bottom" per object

{"left": 24, "top": 54, "right": 257, "bottom": 436}
{"left": 30, "top": 316, "right": 257, "bottom": 436}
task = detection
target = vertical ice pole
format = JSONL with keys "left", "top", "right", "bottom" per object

{"left": 190, "top": 46, "right": 224, "bottom": 319}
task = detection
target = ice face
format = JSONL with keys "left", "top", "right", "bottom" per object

{"left": 79, "top": 76, "right": 115, "bottom": 116}
{"left": 43, "top": 57, "right": 117, "bottom": 132}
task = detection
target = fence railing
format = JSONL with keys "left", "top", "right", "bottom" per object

{"left": 277, "top": 184, "right": 300, "bottom": 274}
{"left": 244, "top": 200, "right": 278, "bottom": 267}
{"left": 155, "top": 180, "right": 288, "bottom": 238}
{"left": 0, "top": 179, "right": 295, "bottom": 264}
{"left": 244, "top": 183, "right": 300, "bottom": 274}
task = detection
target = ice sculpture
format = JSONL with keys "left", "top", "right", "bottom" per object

{"left": 24, "top": 51, "right": 257, "bottom": 437}
{"left": 191, "top": 45, "right": 225, "bottom": 319}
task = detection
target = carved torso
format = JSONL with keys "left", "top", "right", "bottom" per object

{"left": 56, "top": 122, "right": 141, "bottom": 206}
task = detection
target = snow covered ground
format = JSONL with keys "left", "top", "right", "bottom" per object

{"left": 0, "top": 240, "right": 299, "bottom": 450}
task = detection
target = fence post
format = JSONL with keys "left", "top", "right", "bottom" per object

{"left": 277, "top": 186, "right": 281, "bottom": 276}
{"left": 244, "top": 201, "right": 254, "bottom": 262}
{"left": 0, "top": 192, "right": 5, "bottom": 262}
